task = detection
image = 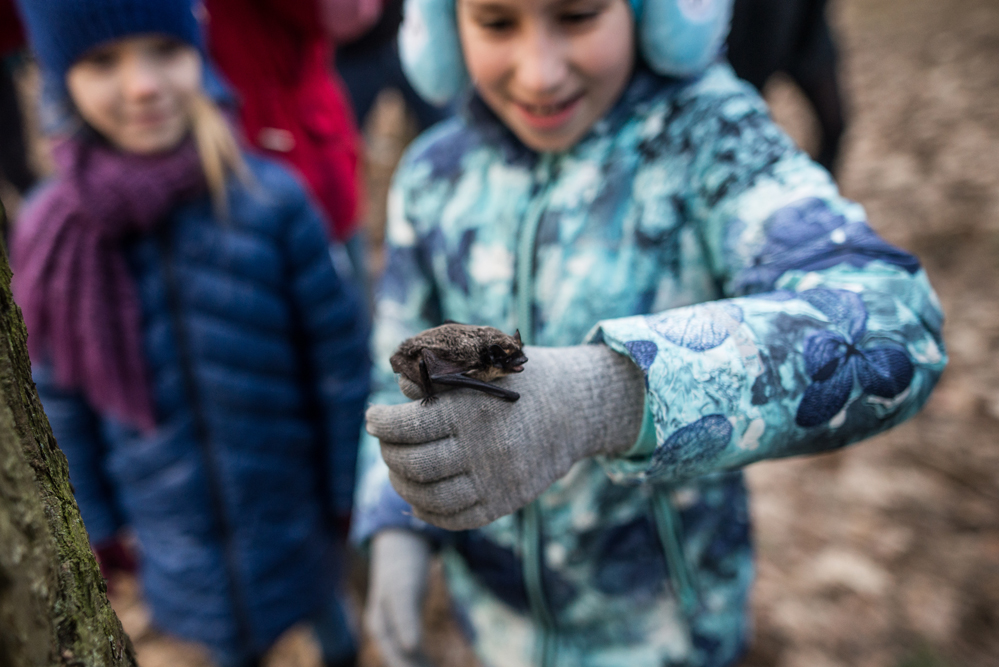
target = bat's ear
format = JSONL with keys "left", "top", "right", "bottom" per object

{"left": 514, "top": 329, "right": 522, "bottom": 344}
{"left": 488, "top": 344, "right": 505, "bottom": 365}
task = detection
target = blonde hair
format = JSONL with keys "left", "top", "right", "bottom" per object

{"left": 189, "top": 92, "right": 248, "bottom": 219}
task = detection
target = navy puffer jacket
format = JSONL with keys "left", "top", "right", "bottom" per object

{"left": 31, "top": 154, "right": 370, "bottom": 655}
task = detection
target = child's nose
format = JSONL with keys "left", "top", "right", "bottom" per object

{"left": 514, "top": 28, "right": 568, "bottom": 96}
{"left": 120, "top": 55, "right": 163, "bottom": 100}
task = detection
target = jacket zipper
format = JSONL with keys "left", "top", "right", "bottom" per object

{"left": 514, "top": 154, "right": 700, "bottom": 664}
{"left": 651, "top": 489, "right": 699, "bottom": 616}
{"left": 158, "top": 227, "right": 256, "bottom": 653}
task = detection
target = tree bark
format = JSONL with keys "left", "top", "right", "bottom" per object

{"left": 0, "top": 201, "right": 136, "bottom": 666}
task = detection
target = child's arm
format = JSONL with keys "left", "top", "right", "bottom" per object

{"left": 363, "top": 71, "right": 945, "bottom": 530}
{"left": 33, "top": 363, "right": 125, "bottom": 545}
{"left": 281, "top": 180, "right": 371, "bottom": 524}
{"left": 589, "top": 68, "right": 946, "bottom": 486}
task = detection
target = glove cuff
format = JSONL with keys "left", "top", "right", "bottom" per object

{"left": 539, "top": 344, "right": 646, "bottom": 459}
{"left": 586, "top": 344, "right": 647, "bottom": 456}
{"left": 623, "top": 398, "right": 659, "bottom": 459}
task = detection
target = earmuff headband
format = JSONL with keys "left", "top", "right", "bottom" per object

{"left": 399, "top": 0, "right": 733, "bottom": 106}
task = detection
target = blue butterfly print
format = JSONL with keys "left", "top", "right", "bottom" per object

{"left": 795, "top": 289, "right": 915, "bottom": 427}
{"left": 624, "top": 340, "right": 659, "bottom": 372}
{"left": 649, "top": 302, "right": 744, "bottom": 352}
{"left": 650, "top": 415, "right": 734, "bottom": 479}
{"left": 734, "top": 198, "right": 922, "bottom": 295}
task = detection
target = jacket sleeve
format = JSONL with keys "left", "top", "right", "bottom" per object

{"left": 589, "top": 69, "right": 947, "bottom": 486}
{"left": 350, "top": 158, "right": 452, "bottom": 547}
{"left": 283, "top": 186, "right": 371, "bottom": 519}
{"left": 33, "top": 363, "right": 124, "bottom": 544}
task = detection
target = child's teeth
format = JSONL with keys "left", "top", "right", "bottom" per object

{"left": 531, "top": 102, "right": 562, "bottom": 115}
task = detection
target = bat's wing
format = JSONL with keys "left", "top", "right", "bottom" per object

{"left": 428, "top": 373, "right": 521, "bottom": 402}
{"left": 422, "top": 349, "right": 521, "bottom": 402}
{"left": 421, "top": 349, "right": 471, "bottom": 378}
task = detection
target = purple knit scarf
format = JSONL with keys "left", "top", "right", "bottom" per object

{"left": 12, "top": 138, "right": 206, "bottom": 432}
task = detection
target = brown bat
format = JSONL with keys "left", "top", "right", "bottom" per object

{"left": 390, "top": 323, "right": 528, "bottom": 404}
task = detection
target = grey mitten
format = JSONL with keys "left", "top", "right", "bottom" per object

{"left": 365, "top": 345, "right": 646, "bottom": 530}
{"left": 365, "top": 529, "right": 433, "bottom": 667}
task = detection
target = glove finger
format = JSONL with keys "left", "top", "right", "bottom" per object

{"left": 363, "top": 599, "right": 385, "bottom": 649}
{"left": 388, "top": 469, "right": 480, "bottom": 517}
{"left": 372, "top": 621, "right": 419, "bottom": 667}
{"left": 380, "top": 635, "right": 426, "bottom": 667}
{"left": 365, "top": 600, "right": 397, "bottom": 663}
{"left": 366, "top": 598, "right": 418, "bottom": 667}
{"left": 387, "top": 585, "right": 424, "bottom": 654}
{"left": 380, "top": 436, "right": 470, "bottom": 483}
{"left": 366, "top": 402, "right": 456, "bottom": 444}
{"left": 412, "top": 502, "right": 498, "bottom": 531}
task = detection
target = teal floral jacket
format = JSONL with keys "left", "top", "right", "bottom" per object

{"left": 354, "top": 64, "right": 946, "bottom": 667}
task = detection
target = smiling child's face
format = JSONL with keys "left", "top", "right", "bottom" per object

{"left": 66, "top": 35, "right": 202, "bottom": 155}
{"left": 458, "top": 0, "right": 635, "bottom": 152}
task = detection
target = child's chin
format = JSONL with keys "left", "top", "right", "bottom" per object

{"left": 512, "top": 125, "right": 588, "bottom": 153}
{"left": 120, "top": 125, "right": 188, "bottom": 155}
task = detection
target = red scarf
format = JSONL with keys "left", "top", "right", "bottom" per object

{"left": 12, "top": 138, "right": 206, "bottom": 431}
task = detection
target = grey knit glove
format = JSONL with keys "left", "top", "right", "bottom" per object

{"left": 365, "top": 345, "right": 646, "bottom": 530}
{"left": 365, "top": 529, "right": 433, "bottom": 667}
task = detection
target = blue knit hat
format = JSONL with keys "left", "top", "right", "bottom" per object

{"left": 16, "top": 0, "right": 204, "bottom": 87}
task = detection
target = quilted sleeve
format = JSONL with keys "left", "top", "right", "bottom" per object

{"left": 283, "top": 186, "right": 371, "bottom": 519}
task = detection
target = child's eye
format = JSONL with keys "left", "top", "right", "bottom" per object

{"left": 559, "top": 10, "right": 599, "bottom": 24}
{"left": 81, "top": 48, "right": 119, "bottom": 69}
{"left": 477, "top": 16, "right": 516, "bottom": 32}
{"left": 150, "top": 38, "right": 184, "bottom": 58}
{"left": 555, "top": 0, "right": 608, "bottom": 27}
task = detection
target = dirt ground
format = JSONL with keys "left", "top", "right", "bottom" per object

{"left": 738, "top": 1, "right": 999, "bottom": 666}
{"left": 6, "top": 0, "right": 997, "bottom": 665}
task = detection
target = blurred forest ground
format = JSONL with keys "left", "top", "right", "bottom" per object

{"left": 741, "top": 1, "right": 999, "bottom": 666}
{"left": 3, "top": 0, "right": 997, "bottom": 665}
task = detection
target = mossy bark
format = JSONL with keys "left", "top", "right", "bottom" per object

{"left": 0, "top": 201, "right": 135, "bottom": 666}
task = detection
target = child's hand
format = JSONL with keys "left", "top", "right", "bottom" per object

{"left": 366, "top": 346, "right": 646, "bottom": 530}
{"left": 365, "top": 529, "right": 433, "bottom": 667}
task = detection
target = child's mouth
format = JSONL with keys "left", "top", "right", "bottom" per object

{"left": 513, "top": 95, "right": 583, "bottom": 131}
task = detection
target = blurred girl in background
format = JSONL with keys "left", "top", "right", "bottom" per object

{"left": 12, "top": 1, "right": 369, "bottom": 665}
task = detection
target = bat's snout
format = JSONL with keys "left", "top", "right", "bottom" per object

{"left": 507, "top": 353, "right": 528, "bottom": 372}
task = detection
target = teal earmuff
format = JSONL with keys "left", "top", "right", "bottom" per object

{"left": 399, "top": 0, "right": 734, "bottom": 106}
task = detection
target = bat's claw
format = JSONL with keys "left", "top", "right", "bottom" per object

{"left": 420, "top": 395, "right": 440, "bottom": 407}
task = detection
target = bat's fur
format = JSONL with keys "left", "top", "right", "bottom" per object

{"left": 390, "top": 323, "right": 528, "bottom": 403}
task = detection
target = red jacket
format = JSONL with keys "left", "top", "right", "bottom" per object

{"left": 206, "top": 0, "right": 362, "bottom": 241}
{"left": 0, "top": 0, "right": 26, "bottom": 56}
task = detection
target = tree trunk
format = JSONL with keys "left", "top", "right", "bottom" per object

{"left": 0, "top": 201, "right": 136, "bottom": 666}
